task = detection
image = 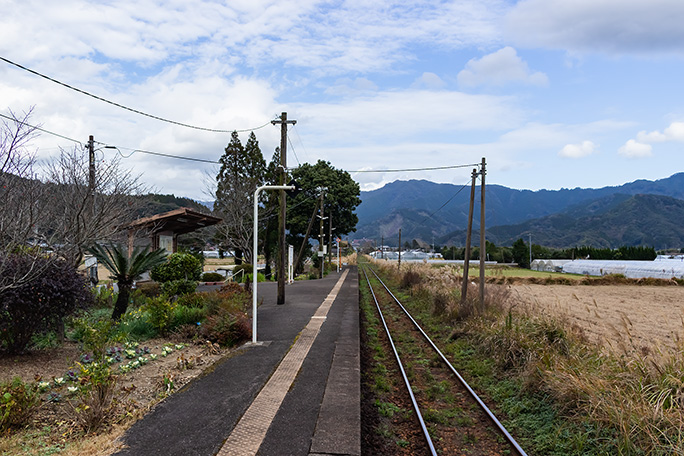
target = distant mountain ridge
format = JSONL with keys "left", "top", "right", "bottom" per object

{"left": 353, "top": 173, "right": 684, "bottom": 249}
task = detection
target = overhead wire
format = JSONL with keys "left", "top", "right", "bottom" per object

{"left": 347, "top": 163, "right": 479, "bottom": 173}
{"left": 0, "top": 112, "right": 83, "bottom": 147}
{"left": 287, "top": 133, "right": 301, "bottom": 167}
{"left": 405, "top": 178, "right": 473, "bottom": 239}
{"left": 0, "top": 56, "right": 271, "bottom": 134}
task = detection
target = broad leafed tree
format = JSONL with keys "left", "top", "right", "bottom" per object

{"left": 213, "top": 131, "right": 266, "bottom": 264}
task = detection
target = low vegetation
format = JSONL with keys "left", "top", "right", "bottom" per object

{"left": 362, "top": 259, "right": 684, "bottom": 455}
{"left": 0, "top": 280, "right": 252, "bottom": 455}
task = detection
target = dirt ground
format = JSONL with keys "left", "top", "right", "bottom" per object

{"left": 511, "top": 283, "right": 684, "bottom": 352}
{"left": 0, "top": 338, "right": 228, "bottom": 455}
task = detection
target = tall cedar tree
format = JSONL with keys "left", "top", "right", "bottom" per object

{"left": 262, "top": 148, "right": 281, "bottom": 278}
{"left": 214, "top": 132, "right": 266, "bottom": 264}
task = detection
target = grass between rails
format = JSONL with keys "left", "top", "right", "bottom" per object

{"left": 361, "top": 258, "right": 684, "bottom": 455}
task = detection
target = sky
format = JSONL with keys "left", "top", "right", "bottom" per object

{"left": 2, "top": 0, "right": 684, "bottom": 201}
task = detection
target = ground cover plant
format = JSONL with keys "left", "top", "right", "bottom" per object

{"left": 362, "top": 259, "right": 684, "bottom": 455}
{"left": 0, "top": 281, "right": 252, "bottom": 455}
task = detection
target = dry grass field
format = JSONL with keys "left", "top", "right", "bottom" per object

{"left": 512, "top": 283, "right": 684, "bottom": 352}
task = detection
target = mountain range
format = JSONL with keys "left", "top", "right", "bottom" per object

{"left": 352, "top": 173, "right": 684, "bottom": 249}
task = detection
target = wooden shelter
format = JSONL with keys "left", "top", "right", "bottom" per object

{"left": 127, "top": 207, "right": 221, "bottom": 253}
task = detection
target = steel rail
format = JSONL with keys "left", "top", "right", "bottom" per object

{"left": 360, "top": 266, "right": 438, "bottom": 456}
{"left": 366, "top": 266, "right": 528, "bottom": 456}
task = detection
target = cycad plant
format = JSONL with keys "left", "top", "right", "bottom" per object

{"left": 88, "top": 244, "right": 167, "bottom": 320}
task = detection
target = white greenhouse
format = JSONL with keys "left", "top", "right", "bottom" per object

{"left": 561, "top": 259, "right": 684, "bottom": 279}
{"left": 531, "top": 259, "right": 572, "bottom": 272}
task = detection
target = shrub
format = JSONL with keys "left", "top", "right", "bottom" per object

{"left": 175, "top": 292, "right": 206, "bottom": 308}
{"left": 201, "top": 310, "right": 251, "bottom": 346}
{"left": 400, "top": 268, "right": 422, "bottom": 289}
{"left": 161, "top": 279, "right": 198, "bottom": 297}
{"left": 0, "top": 377, "right": 39, "bottom": 431}
{"left": 71, "top": 361, "right": 117, "bottom": 433}
{"left": 201, "top": 272, "right": 225, "bottom": 282}
{"left": 231, "top": 264, "right": 252, "bottom": 283}
{"left": 71, "top": 318, "right": 122, "bottom": 362}
{"left": 151, "top": 253, "right": 202, "bottom": 283}
{"left": 200, "top": 285, "right": 251, "bottom": 320}
{"left": 144, "top": 297, "right": 175, "bottom": 335}
{"left": 92, "top": 285, "right": 117, "bottom": 308}
{"left": 136, "top": 281, "right": 162, "bottom": 298}
{"left": 0, "top": 254, "right": 93, "bottom": 354}
{"left": 171, "top": 305, "right": 205, "bottom": 328}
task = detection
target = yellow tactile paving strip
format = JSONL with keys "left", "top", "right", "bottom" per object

{"left": 216, "top": 269, "right": 349, "bottom": 456}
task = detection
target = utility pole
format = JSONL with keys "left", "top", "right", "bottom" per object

{"left": 271, "top": 112, "right": 296, "bottom": 305}
{"left": 88, "top": 135, "right": 95, "bottom": 216}
{"left": 318, "top": 189, "right": 326, "bottom": 279}
{"left": 479, "top": 157, "right": 486, "bottom": 311}
{"left": 381, "top": 236, "right": 384, "bottom": 259}
{"left": 529, "top": 233, "right": 532, "bottom": 269}
{"left": 328, "top": 214, "right": 333, "bottom": 266}
{"left": 398, "top": 228, "right": 402, "bottom": 270}
{"left": 461, "top": 168, "right": 477, "bottom": 308}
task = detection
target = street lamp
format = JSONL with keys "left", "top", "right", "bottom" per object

{"left": 252, "top": 184, "right": 295, "bottom": 344}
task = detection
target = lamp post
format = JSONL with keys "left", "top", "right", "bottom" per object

{"left": 252, "top": 184, "right": 294, "bottom": 344}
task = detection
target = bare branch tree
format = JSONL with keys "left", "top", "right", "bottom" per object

{"left": 40, "top": 147, "right": 147, "bottom": 268}
{"left": 0, "top": 108, "right": 51, "bottom": 294}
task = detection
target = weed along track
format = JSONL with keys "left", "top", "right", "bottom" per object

{"left": 360, "top": 264, "right": 527, "bottom": 456}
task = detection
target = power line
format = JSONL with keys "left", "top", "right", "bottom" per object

{"left": 0, "top": 112, "right": 83, "bottom": 146}
{"left": 406, "top": 179, "right": 472, "bottom": 238}
{"left": 0, "top": 55, "right": 272, "bottom": 134}
{"left": 102, "top": 144, "right": 220, "bottom": 164}
{"left": 347, "top": 163, "right": 479, "bottom": 173}
{"left": 287, "top": 134, "right": 301, "bottom": 167}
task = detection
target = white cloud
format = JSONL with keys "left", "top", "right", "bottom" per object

{"left": 457, "top": 47, "right": 548, "bottom": 87}
{"left": 618, "top": 140, "right": 652, "bottom": 158}
{"left": 505, "top": 0, "right": 684, "bottom": 56}
{"left": 559, "top": 140, "right": 596, "bottom": 158}
{"left": 637, "top": 121, "right": 684, "bottom": 143}
{"left": 412, "top": 72, "right": 446, "bottom": 90}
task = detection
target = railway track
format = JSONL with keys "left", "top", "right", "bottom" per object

{"left": 360, "top": 264, "right": 527, "bottom": 456}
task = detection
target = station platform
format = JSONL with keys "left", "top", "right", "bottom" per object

{"left": 113, "top": 266, "right": 360, "bottom": 456}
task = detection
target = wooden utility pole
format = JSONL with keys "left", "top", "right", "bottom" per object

{"left": 461, "top": 168, "right": 477, "bottom": 308}
{"left": 271, "top": 112, "right": 296, "bottom": 305}
{"left": 294, "top": 198, "right": 319, "bottom": 275}
{"left": 319, "top": 190, "right": 325, "bottom": 279}
{"left": 398, "top": 228, "right": 402, "bottom": 269}
{"left": 88, "top": 135, "right": 95, "bottom": 217}
{"left": 479, "top": 157, "right": 486, "bottom": 311}
{"left": 328, "top": 215, "right": 334, "bottom": 266}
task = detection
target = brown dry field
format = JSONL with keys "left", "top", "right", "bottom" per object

{"left": 511, "top": 283, "right": 684, "bottom": 352}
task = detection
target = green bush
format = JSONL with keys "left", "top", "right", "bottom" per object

{"left": 0, "top": 377, "right": 39, "bottom": 431}
{"left": 201, "top": 272, "right": 225, "bottom": 282}
{"left": 135, "top": 281, "right": 162, "bottom": 298}
{"left": 119, "top": 309, "right": 157, "bottom": 340}
{"left": 151, "top": 253, "right": 202, "bottom": 283}
{"left": 161, "top": 279, "right": 198, "bottom": 296}
{"left": 92, "top": 285, "right": 117, "bottom": 308}
{"left": 71, "top": 361, "right": 117, "bottom": 433}
{"left": 171, "top": 305, "right": 205, "bottom": 328}
{"left": 144, "top": 297, "right": 175, "bottom": 335}
{"left": 246, "top": 272, "right": 266, "bottom": 283}
{"left": 175, "top": 292, "right": 206, "bottom": 308}
{"left": 231, "top": 264, "right": 252, "bottom": 283}
{"left": 71, "top": 318, "right": 121, "bottom": 362}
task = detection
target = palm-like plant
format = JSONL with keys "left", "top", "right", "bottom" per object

{"left": 88, "top": 244, "right": 167, "bottom": 320}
